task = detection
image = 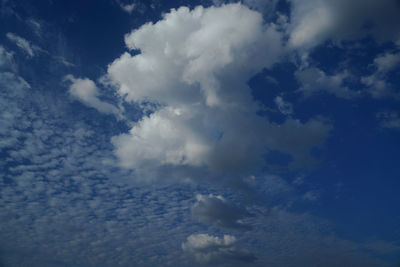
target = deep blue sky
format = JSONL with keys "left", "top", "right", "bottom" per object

{"left": 1, "top": 0, "right": 400, "bottom": 266}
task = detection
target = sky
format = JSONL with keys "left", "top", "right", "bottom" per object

{"left": 0, "top": 0, "right": 400, "bottom": 266}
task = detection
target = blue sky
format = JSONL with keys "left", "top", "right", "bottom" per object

{"left": 1, "top": 0, "right": 400, "bottom": 266}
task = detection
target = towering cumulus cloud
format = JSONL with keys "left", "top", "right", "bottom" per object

{"left": 108, "top": 4, "right": 331, "bottom": 181}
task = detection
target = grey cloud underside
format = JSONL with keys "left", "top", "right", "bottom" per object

{"left": 191, "top": 194, "right": 253, "bottom": 230}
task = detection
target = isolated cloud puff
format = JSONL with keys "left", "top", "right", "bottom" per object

{"left": 109, "top": 4, "right": 332, "bottom": 179}
{"left": 64, "top": 75, "right": 121, "bottom": 116}
{"left": 191, "top": 194, "right": 252, "bottom": 230}
{"left": 182, "top": 233, "right": 256, "bottom": 264}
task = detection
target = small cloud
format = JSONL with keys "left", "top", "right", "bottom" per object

{"left": 292, "top": 176, "right": 305, "bottom": 186}
{"left": 27, "top": 19, "right": 42, "bottom": 37}
{"left": 373, "top": 52, "right": 400, "bottom": 74}
{"left": 116, "top": 0, "right": 136, "bottom": 14}
{"left": 53, "top": 56, "right": 75, "bottom": 67}
{"left": 6, "top": 32, "right": 35, "bottom": 57}
{"left": 361, "top": 51, "right": 400, "bottom": 99}
{"left": 64, "top": 75, "right": 121, "bottom": 117}
{"left": 303, "top": 190, "right": 320, "bottom": 201}
{"left": 295, "top": 67, "right": 360, "bottom": 99}
{"left": 376, "top": 111, "right": 400, "bottom": 130}
{"left": 182, "top": 233, "right": 256, "bottom": 264}
{"left": 274, "top": 96, "right": 293, "bottom": 115}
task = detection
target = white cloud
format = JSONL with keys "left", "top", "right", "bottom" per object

{"left": 108, "top": 4, "right": 331, "bottom": 179}
{"left": 295, "top": 67, "right": 360, "bottom": 99}
{"left": 64, "top": 75, "right": 121, "bottom": 116}
{"left": 112, "top": 106, "right": 212, "bottom": 169}
{"left": 109, "top": 4, "right": 282, "bottom": 107}
{"left": 182, "top": 233, "right": 256, "bottom": 264}
{"left": 116, "top": 0, "right": 136, "bottom": 14}
{"left": 6, "top": 32, "right": 35, "bottom": 57}
{"left": 121, "top": 3, "right": 136, "bottom": 13}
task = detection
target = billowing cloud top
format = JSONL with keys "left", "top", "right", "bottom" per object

{"left": 108, "top": 4, "right": 331, "bottom": 179}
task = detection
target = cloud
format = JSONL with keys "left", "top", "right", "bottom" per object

{"left": 295, "top": 67, "right": 360, "bottom": 99}
{"left": 361, "top": 52, "right": 400, "bottom": 99}
{"left": 243, "top": 207, "right": 393, "bottom": 267}
{"left": 53, "top": 56, "right": 75, "bottom": 67}
{"left": 6, "top": 32, "right": 35, "bottom": 57}
{"left": 191, "top": 194, "right": 252, "bottom": 230}
{"left": 288, "top": 0, "right": 400, "bottom": 50}
{"left": 108, "top": 4, "right": 332, "bottom": 180}
{"left": 182, "top": 234, "right": 256, "bottom": 264}
{"left": 274, "top": 96, "right": 293, "bottom": 115}
{"left": 303, "top": 190, "right": 320, "bottom": 201}
{"left": 0, "top": 45, "right": 16, "bottom": 71}
{"left": 116, "top": 0, "right": 136, "bottom": 14}
{"left": 376, "top": 111, "right": 400, "bottom": 130}
{"left": 0, "top": 65, "right": 395, "bottom": 266}
{"left": 373, "top": 52, "right": 400, "bottom": 74}
{"left": 264, "top": 117, "right": 332, "bottom": 168}
{"left": 64, "top": 75, "right": 121, "bottom": 116}
{"left": 109, "top": 4, "right": 282, "bottom": 107}
{"left": 27, "top": 19, "right": 42, "bottom": 37}
{"left": 0, "top": 72, "right": 30, "bottom": 150}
